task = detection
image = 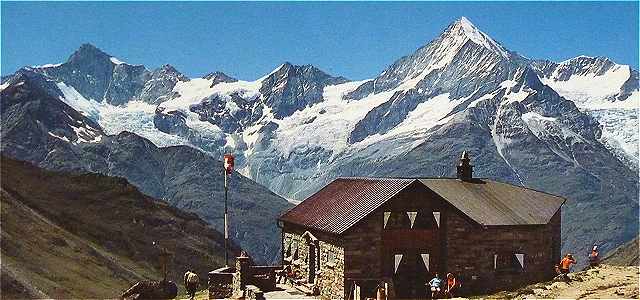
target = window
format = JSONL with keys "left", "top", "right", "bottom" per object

{"left": 385, "top": 212, "right": 411, "bottom": 229}
{"left": 413, "top": 211, "right": 439, "bottom": 229}
{"left": 494, "top": 252, "right": 525, "bottom": 272}
{"left": 326, "top": 250, "right": 336, "bottom": 268}
{"left": 384, "top": 211, "right": 441, "bottom": 229}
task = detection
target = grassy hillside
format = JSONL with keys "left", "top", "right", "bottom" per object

{"left": 0, "top": 156, "right": 239, "bottom": 298}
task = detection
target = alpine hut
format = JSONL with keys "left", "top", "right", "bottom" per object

{"left": 277, "top": 152, "right": 565, "bottom": 299}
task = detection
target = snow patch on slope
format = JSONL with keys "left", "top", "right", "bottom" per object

{"left": 522, "top": 112, "right": 589, "bottom": 145}
{"left": 56, "top": 82, "right": 187, "bottom": 147}
{"left": 271, "top": 80, "right": 380, "bottom": 156}
{"left": 110, "top": 57, "right": 126, "bottom": 65}
{"left": 541, "top": 65, "right": 633, "bottom": 108}
{"left": 354, "top": 93, "right": 466, "bottom": 155}
{"left": 34, "top": 63, "right": 63, "bottom": 69}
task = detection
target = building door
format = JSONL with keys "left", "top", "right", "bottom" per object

{"left": 308, "top": 242, "right": 316, "bottom": 283}
{"left": 392, "top": 251, "right": 430, "bottom": 298}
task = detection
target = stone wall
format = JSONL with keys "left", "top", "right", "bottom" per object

{"left": 445, "top": 210, "right": 561, "bottom": 294}
{"left": 282, "top": 225, "right": 345, "bottom": 299}
{"left": 208, "top": 267, "right": 235, "bottom": 299}
{"left": 317, "top": 241, "right": 344, "bottom": 299}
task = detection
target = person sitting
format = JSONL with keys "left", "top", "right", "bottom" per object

{"left": 559, "top": 253, "right": 577, "bottom": 281}
{"left": 444, "top": 273, "right": 457, "bottom": 298}
{"left": 427, "top": 273, "right": 443, "bottom": 299}
{"left": 588, "top": 245, "right": 600, "bottom": 268}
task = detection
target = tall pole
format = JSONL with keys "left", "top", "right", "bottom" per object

{"left": 222, "top": 154, "right": 234, "bottom": 268}
{"left": 224, "top": 169, "right": 229, "bottom": 267}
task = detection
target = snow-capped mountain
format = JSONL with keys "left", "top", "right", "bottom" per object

{"left": 1, "top": 17, "right": 637, "bottom": 265}
{"left": 532, "top": 56, "right": 639, "bottom": 168}
{"left": 0, "top": 67, "right": 291, "bottom": 264}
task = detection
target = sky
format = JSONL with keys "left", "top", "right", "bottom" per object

{"left": 1, "top": 2, "right": 638, "bottom": 80}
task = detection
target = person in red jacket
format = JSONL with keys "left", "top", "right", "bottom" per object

{"left": 588, "top": 245, "right": 600, "bottom": 268}
{"left": 444, "top": 273, "right": 458, "bottom": 298}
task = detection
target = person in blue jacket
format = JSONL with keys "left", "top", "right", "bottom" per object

{"left": 427, "top": 272, "right": 443, "bottom": 299}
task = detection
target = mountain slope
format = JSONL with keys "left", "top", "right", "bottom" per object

{"left": 602, "top": 235, "right": 639, "bottom": 266}
{"left": 0, "top": 156, "right": 239, "bottom": 298}
{"left": 0, "top": 69, "right": 292, "bottom": 264}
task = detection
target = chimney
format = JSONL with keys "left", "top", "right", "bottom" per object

{"left": 456, "top": 151, "right": 473, "bottom": 181}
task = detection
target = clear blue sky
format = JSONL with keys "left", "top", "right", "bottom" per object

{"left": 2, "top": 2, "right": 638, "bottom": 80}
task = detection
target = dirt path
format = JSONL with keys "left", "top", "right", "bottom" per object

{"left": 486, "top": 264, "right": 639, "bottom": 299}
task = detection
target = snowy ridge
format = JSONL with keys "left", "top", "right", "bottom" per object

{"left": 33, "top": 63, "right": 63, "bottom": 69}
{"left": 110, "top": 57, "right": 126, "bottom": 65}
{"left": 456, "top": 17, "right": 509, "bottom": 58}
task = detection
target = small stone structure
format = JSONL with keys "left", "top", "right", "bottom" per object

{"left": 208, "top": 252, "right": 279, "bottom": 299}
{"left": 208, "top": 267, "right": 235, "bottom": 299}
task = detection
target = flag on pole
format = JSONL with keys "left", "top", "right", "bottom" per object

{"left": 224, "top": 154, "right": 235, "bottom": 174}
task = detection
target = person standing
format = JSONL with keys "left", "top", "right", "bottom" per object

{"left": 427, "top": 273, "right": 442, "bottom": 299}
{"left": 559, "top": 254, "right": 576, "bottom": 281}
{"left": 588, "top": 245, "right": 600, "bottom": 268}
{"left": 445, "top": 273, "right": 457, "bottom": 298}
{"left": 183, "top": 269, "right": 199, "bottom": 300}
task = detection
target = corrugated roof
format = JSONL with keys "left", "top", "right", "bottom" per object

{"left": 279, "top": 177, "right": 565, "bottom": 234}
{"left": 419, "top": 179, "right": 565, "bottom": 226}
{"left": 278, "top": 178, "right": 415, "bottom": 235}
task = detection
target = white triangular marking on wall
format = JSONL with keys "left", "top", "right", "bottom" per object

{"left": 407, "top": 212, "right": 417, "bottom": 228}
{"left": 394, "top": 254, "right": 403, "bottom": 273}
{"left": 515, "top": 253, "right": 525, "bottom": 268}
{"left": 384, "top": 212, "right": 391, "bottom": 228}
{"left": 494, "top": 254, "right": 498, "bottom": 269}
{"left": 433, "top": 212, "right": 441, "bottom": 227}
{"left": 421, "top": 253, "right": 430, "bottom": 271}
{"left": 353, "top": 283, "right": 360, "bottom": 299}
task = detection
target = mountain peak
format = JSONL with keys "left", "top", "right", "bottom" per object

{"left": 444, "top": 16, "right": 509, "bottom": 58}
{"left": 203, "top": 71, "right": 237, "bottom": 85}
{"left": 73, "top": 43, "right": 110, "bottom": 58}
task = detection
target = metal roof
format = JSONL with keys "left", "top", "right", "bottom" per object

{"left": 419, "top": 179, "right": 565, "bottom": 226}
{"left": 279, "top": 177, "right": 565, "bottom": 235}
{"left": 278, "top": 178, "right": 415, "bottom": 235}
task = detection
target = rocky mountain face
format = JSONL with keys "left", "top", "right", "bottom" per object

{"left": 138, "top": 64, "right": 189, "bottom": 104}
{"left": 1, "top": 17, "right": 637, "bottom": 266}
{"left": 36, "top": 44, "right": 150, "bottom": 105}
{"left": 0, "top": 71, "right": 291, "bottom": 263}
{"left": 531, "top": 56, "right": 639, "bottom": 169}
{"left": 1, "top": 156, "right": 240, "bottom": 298}
{"left": 260, "top": 62, "right": 349, "bottom": 118}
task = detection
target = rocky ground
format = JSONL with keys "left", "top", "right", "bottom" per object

{"left": 485, "top": 264, "right": 639, "bottom": 299}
